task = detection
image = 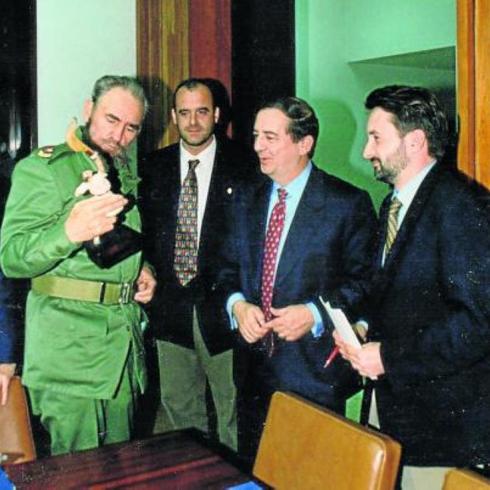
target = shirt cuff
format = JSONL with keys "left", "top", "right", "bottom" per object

{"left": 226, "top": 292, "right": 246, "bottom": 330}
{"left": 307, "top": 302, "right": 324, "bottom": 337}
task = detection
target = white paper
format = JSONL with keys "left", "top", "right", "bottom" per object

{"left": 320, "top": 299, "right": 362, "bottom": 348}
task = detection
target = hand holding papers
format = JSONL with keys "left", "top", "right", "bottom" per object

{"left": 322, "top": 300, "right": 382, "bottom": 379}
{"left": 322, "top": 300, "right": 362, "bottom": 348}
{"left": 321, "top": 299, "right": 361, "bottom": 368}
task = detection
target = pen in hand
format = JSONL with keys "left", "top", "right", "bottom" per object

{"left": 324, "top": 345, "right": 340, "bottom": 368}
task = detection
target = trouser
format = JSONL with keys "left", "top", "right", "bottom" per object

{"left": 156, "top": 312, "right": 237, "bottom": 450}
{"left": 29, "top": 361, "right": 136, "bottom": 455}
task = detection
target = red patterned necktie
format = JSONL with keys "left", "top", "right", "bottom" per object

{"left": 261, "top": 187, "right": 287, "bottom": 356}
{"left": 174, "top": 159, "right": 199, "bottom": 286}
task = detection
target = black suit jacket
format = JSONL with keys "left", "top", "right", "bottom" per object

{"left": 140, "top": 137, "right": 257, "bottom": 355}
{"left": 368, "top": 163, "right": 490, "bottom": 466}
{"left": 218, "top": 164, "right": 377, "bottom": 405}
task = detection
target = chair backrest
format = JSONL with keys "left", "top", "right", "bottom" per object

{"left": 0, "top": 376, "right": 36, "bottom": 464}
{"left": 253, "top": 391, "right": 401, "bottom": 490}
{"left": 443, "top": 469, "right": 490, "bottom": 490}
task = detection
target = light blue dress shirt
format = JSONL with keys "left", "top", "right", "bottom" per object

{"left": 227, "top": 162, "right": 324, "bottom": 337}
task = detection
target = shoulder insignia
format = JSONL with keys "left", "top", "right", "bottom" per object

{"left": 38, "top": 146, "right": 55, "bottom": 158}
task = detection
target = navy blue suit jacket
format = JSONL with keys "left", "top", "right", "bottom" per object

{"left": 0, "top": 270, "right": 15, "bottom": 363}
{"left": 140, "top": 137, "right": 258, "bottom": 355}
{"left": 219, "top": 164, "right": 377, "bottom": 405}
{"left": 1, "top": 176, "right": 17, "bottom": 363}
{"left": 368, "top": 164, "right": 490, "bottom": 466}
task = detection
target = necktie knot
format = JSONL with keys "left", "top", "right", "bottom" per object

{"left": 188, "top": 159, "right": 199, "bottom": 172}
{"left": 388, "top": 196, "right": 402, "bottom": 217}
{"left": 278, "top": 188, "right": 287, "bottom": 203}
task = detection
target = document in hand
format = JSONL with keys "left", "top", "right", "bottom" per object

{"left": 320, "top": 299, "right": 362, "bottom": 348}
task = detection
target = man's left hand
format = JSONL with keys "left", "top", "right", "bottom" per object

{"left": 134, "top": 266, "right": 157, "bottom": 304}
{"left": 0, "top": 363, "right": 16, "bottom": 406}
{"left": 266, "top": 305, "right": 314, "bottom": 341}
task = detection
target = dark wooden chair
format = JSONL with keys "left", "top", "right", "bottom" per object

{"left": 0, "top": 376, "right": 36, "bottom": 464}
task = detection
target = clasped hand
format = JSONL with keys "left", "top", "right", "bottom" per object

{"left": 233, "top": 301, "right": 314, "bottom": 343}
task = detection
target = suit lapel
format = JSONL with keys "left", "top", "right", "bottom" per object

{"left": 274, "top": 168, "right": 323, "bottom": 285}
{"left": 197, "top": 141, "right": 233, "bottom": 259}
{"left": 372, "top": 164, "right": 443, "bottom": 293}
{"left": 250, "top": 180, "right": 271, "bottom": 294}
{"left": 162, "top": 149, "right": 182, "bottom": 259}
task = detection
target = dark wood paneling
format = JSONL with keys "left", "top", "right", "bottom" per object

{"left": 457, "top": 0, "right": 490, "bottom": 188}
{"left": 0, "top": 0, "right": 37, "bottom": 177}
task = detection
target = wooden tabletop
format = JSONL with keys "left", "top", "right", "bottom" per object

{"left": 5, "top": 430, "right": 252, "bottom": 489}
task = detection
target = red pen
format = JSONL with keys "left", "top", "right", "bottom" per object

{"left": 324, "top": 345, "right": 340, "bottom": 368}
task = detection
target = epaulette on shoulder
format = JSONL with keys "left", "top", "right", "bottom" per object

{"left": 36, "top": 143, "right": 72, "bottom": 163}
{"left": 37, "top": 146, "right": 55, "bottom": 158}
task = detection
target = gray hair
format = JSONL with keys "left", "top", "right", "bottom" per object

{"left": 91, "top": 75, "right": 148, "bottom": 117}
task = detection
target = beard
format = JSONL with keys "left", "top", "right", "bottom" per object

{"left": 372, "top": 143, "right": 408, "bottom": 185}
{"left": 84, "top": 121, "right": 129, "bottom": 164}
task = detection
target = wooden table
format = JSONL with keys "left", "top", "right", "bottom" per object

{"left": 5, "top": 431, "right": 253, "bottom": 489}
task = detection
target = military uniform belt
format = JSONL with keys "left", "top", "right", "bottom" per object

{"left": 31, "top": 275, "right": 134, "bottom": 305}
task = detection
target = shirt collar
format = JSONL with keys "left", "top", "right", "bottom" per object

{"left": 394, "top": 160, "right": 436, "bottom": 207}
{"left": 272, "top": 161, "right": 312, "bottom": 199}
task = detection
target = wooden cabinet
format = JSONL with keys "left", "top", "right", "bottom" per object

{"left": 457, "top": 0, "right": 490, "bottom": 188}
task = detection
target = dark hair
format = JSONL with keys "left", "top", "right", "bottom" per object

{"left": 365, "top": 85, "right": 448, "bottom": 159}
{"left": 172, "top": 78, "right": 216, "bottom": 109}
{"left": 92, "top": 75, "right": 148, "bottom": 116}
{"left": 259, "top": 96, "right": 319, "bottom": 158}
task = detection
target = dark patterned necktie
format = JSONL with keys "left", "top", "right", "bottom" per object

{"left": 384, "top": 196, "right": 402, "bottom": 257}
{"left": 261, "top": 188, "right": 287, "bottom": 356}
{"left": 174, "top": 159, "right": 199, "bottom": 286}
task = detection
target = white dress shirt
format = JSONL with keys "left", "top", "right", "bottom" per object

{"left": 179, "top": 136, "right": 217, "bottom": 244}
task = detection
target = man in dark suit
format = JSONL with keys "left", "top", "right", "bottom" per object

{"left": 0, "top": 270, "right": 16, "bottom": 405}
{"left": 218, "top": 96, "right": 377, "bottom": 465}
{"left": 140, "top": 78, "right": 255, "bottom": 450}
{"left": 1, "top": 180, "right": 17, "bottom": 406}
{"left": 336, "top": 85, "right": 490, "bottom": 488}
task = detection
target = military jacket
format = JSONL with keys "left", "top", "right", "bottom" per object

{"left": 0, "top": 127, "right": 146, "bottom": 398}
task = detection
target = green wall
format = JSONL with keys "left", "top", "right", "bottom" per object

{"left": 296, "top": 0, "right": 456, "bottom": 208}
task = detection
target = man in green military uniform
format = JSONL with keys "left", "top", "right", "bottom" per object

{"left": 0, "top": 75, "right": 156, "bottom": 455}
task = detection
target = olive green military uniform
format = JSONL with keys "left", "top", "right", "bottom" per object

{"left": 0, "top": 127, "right": 147, "bottom": 455}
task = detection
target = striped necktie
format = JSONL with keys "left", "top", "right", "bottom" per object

{"left": 384, "top": 196, "right": 402, "bottom": 257}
